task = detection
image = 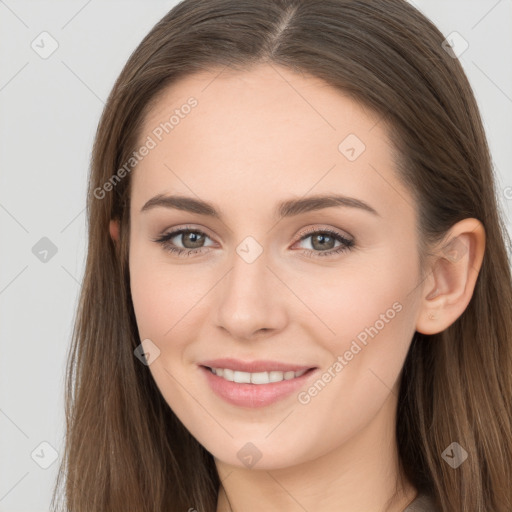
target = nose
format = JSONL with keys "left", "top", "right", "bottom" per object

{"left": 214, "top": 245, "right": 288, "bottom": 341}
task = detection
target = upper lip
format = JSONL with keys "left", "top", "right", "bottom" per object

{"left": 199, "top": 358, "right": 317, "bottom": 373}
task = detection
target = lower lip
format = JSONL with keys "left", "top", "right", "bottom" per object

{"left": 199, "top": 366, "right": 317, "bottom": 408}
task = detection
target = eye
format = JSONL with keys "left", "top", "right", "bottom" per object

{"left": 153, "top": 225, "right": 355, "bottom": 259}
{"left": 152, "top": 226, "right": 215, "bottom": 257}
{"left": 292, "top": 227, "right": 355, "bottom": 259}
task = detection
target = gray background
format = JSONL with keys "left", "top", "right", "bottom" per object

{"left": 1, "top": 1, "right": 511, "bottom": 510}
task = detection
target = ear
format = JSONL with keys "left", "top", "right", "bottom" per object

{"left": 109, "top": 219, "right": 120, "bottom": 246}
{"left": 415, "top": 218, "right": 486, "bottom": 335}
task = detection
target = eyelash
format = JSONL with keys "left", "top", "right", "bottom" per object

{"left": 152, "top": 225, "right": 355, "bottom": 259}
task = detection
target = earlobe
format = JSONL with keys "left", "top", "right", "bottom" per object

{"left": 415, "top": 218, "right": 486, "bottom": 335}
{"left": 109, "top": 219, "right": 120, "bottom": 245}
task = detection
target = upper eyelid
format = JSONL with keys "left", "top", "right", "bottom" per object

{"left": 296, "top": 225, "right": 353, "bottom": 240}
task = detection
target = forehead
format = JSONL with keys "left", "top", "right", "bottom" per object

{"left": 141, "top": 64, "right": 379, "bottom": 151}
{"left": 131, "top": 63, "right": 413, "bottom": 224}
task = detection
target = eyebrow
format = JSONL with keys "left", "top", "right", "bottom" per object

{"left": 140, "top": 193, "right": 380, "bottom": 218}
{"left": 141, "top": 194, "right": 380, "bottom": 220}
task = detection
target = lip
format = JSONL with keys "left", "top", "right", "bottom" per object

{"left": 198, "top": 359, "right": 318, "bottom": 408}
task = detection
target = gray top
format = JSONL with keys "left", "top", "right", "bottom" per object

{"left": 403, "top": 493, "right": 438, "bottom": 512}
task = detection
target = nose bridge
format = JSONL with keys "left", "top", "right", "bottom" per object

{"left": 230, "top": 236, "right": 268, "bottom": 296}
{"left": 214, "top": 234, "right": 287, "bottom": 338}
{"left": 224, "top": 237, "right": 272, "bottom": 310}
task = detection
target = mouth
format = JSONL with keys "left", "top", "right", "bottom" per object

{"left": 198, "top": 359, "right": 319, "bottom": 408}
{"left": 201, "top": 365, "right": 316, "bottom": 384}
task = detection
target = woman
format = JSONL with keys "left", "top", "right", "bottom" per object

{"left": 51, "top": 1, "right": 512, "bottom": 511}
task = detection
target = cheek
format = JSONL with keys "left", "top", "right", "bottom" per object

{"left": 289, "top": 245, "right": 420, "bottom": 415}
{"left": 129, "top": 244, "right": 217, "bottom": 361}
{"left": 129, "top": 239, "right": 188, "bottom": 332}
{"left": 286, "top": 243, "right": 419, "bottom": 353}
{"left": 129, "top": 264, "right": 169, "bottom": 339}
{"left": 288, "top": 267, "right": 418, "bottom": 459}
{"left": 128, "top": 249, "right": 208, "bottom": 412}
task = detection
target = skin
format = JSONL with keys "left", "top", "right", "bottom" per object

{"left": 110, "top": 63, "right": 485, "bottom": 512}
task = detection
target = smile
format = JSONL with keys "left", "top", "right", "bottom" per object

{"left": 208, "top": 367, "right": 309, "bottom": 384}
{"left": 199, "top": 364, "right": 318, "bottom": 408}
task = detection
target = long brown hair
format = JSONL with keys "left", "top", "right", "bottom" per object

{"left": 51, "top": 1, "right": 512, "bottom": 510}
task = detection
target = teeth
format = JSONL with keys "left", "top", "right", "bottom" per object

{"left": 210, "top": 367, "right": 309, "bottom": 384}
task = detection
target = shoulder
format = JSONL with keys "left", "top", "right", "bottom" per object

{"left": 403, "top": 492, "right": 440, "bottom": 512}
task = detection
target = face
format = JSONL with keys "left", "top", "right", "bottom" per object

{"left": 127, "top": 63, "right": 424, "bottom": 470}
